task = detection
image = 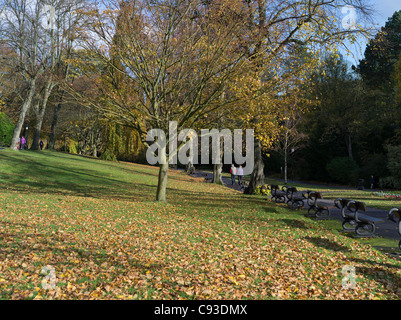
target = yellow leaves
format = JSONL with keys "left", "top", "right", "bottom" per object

{"left": 2, "top": 151, "right": 401, "bottom": 300}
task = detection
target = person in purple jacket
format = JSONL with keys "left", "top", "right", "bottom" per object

{"left": 20, "top": 136, "right": 26, "bottom": 150}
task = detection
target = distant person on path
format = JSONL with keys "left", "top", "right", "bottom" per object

{"left": 370, "top": 175, "right": 374, "bottom": 189}
{"left": 230, "top": 164, "right": 237, "bottom": 186}
{"left": 40, "top": 140, "right": 44, "bottom": 150}
{"left": 20, "top": 136, "right": 26, "bottom": 150}
{"left": 237, "top": 165, "right": 244, "bottom": 185}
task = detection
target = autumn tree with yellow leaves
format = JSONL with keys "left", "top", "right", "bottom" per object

{"left": 70, "top": 0, "right": 374, "bottom": 201}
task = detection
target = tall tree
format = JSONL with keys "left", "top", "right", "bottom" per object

{"left": 1, "top": 0, "right": 45, "bottom": 149}
{"left": 72, "top": 0, "right": 270, "bottom": 201}
{"left": 239, "top": 0, "right": 374, "bottom": 194}
{"left": 357, "top": 10, "right": 401, "bottom": 91}
{"left": 30, "top": 0, "right": 88, "bottom": 150}
{"left": 308, "top": 54, "right": 364, "bottom": 159}
{"left": 69, "top": 0, "right": 374, "bottom": 201}
{"left": 0, "top": 0, "right": 88, "bottom": 150}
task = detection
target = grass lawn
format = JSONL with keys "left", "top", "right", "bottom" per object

{"left": 1, "top": 149, "right": 401, "bottom": 300}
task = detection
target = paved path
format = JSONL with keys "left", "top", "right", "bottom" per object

{"left": 306, "top": 198, "right": 400, "bottom": 241}
{"left": 186, "top": 169, "right": 246, "bottom": 192}
{"left": 180, "top": 168, "right": 400, "bottom": 242}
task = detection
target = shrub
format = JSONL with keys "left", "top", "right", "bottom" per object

{"left": 254, "top": 184, "right": 271, "bottom": 196}
{"left": 100, "top": 149, "right": 117, "bottom": 161}
{"left": 326, "top": 157, "right": 358, "bottom": 185}
{"left": 379, "top": 145, "right": 401, "bottom": 190}
{"left": 378, "top": 177, "right": 398, "bottom": 189}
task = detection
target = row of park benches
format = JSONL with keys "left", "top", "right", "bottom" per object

{"left": 270, "top": 185, "right": 330, "bottom": 217}
{"left": 269, "top": 184, "right": 401, "bottom": 248}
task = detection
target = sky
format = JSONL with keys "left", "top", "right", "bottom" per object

{"left": 343, "top": 0, "right": 401, "bottom": 65}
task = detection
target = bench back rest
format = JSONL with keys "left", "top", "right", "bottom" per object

{"left": 347, "top": 200, "right": 367, "bottom": 212}
{"left": 309, "top": 192, "right": 322, "bottom": 200}
{"left": 270, "top": 185, "right": 279, "bottom": 195}
{"left": 394, "top": 209, "right": 401, "bottom": 220}
{"left": 335, "top": 198, "right": 353, "bottom": 209}
{"left": 285, "top": 187, "right": 298, "bottom": 200}
{"left": 389, "top": 208, "right": 401, "bottom": 222}
{"left": 308, "top": 191, "right": 322, "bottom": 205}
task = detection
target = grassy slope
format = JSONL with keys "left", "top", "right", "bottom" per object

{"left": 0, "top": 149, "right": 401, "bottom": 300}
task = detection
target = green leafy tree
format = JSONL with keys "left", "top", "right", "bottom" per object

{"left": 357, "top": 10, "right": 401, "bottom": 91}
{"left": 326, "top": 156, "right": 358, "bottom": 185}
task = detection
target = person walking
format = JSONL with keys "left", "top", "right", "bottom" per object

{"left": 230, "top": 164, "right": 237, "bottom": 186}
{"left": 370, "top": 175, "right": 374, "bottom": 189}
{"left": 237, "top": 165, "right": 244, "bottom": 186}
{"left": 40, "top": 140, "right": 44, "bottom": 150}
{"left": 20, "top": 136, "right": 26, "bottom": 150}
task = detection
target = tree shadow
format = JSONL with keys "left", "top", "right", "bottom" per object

{"left": 303, "top": 236, "right": 351, "bottom": 252}
{"left": 282, "top": 219, "right": 313, "bottom": 230}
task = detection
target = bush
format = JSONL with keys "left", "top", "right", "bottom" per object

{"left": 379, "top": 177, "right": 401, "bottom": 189}
{"left": 100, "top": 149, "right": 117, "bottom": 161}
{"left": 0, "top": 112, "right": 14, "bottom": 147}
{"left": 386, "top": 145, "right": 401, "bottom": 179}
{"left": 357, "top": 153, "right": 389, "bottom": 182}
{"left": 379, "top": 145, "right": 401, "bottom": 190}
{"left": 254, "top": 184, "right": 271, "bottom": 196}
{"left": 326, "top": 157, "right": 358, "bottom": 185}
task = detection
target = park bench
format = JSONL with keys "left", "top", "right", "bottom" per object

{"left": 336, "top": 198, "right": 383, "bottom": 237}
{"left": 388, "top": 208, "right": 401, "bottom": 250}
{"left": 334, "top": 198, "right": 354, "bottom": 218}
{"left": 270, "top": 185, "right": 287, "bottom": 203}
{"left": 307, "top": 191, "right": 330, "bottom": 219}
{"left": 286, "top": 187, "right": 308, "bottom": 209}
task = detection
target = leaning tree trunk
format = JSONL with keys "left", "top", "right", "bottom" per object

{"left": 10, "top": 80, "right": 37, "bottom": 150}
{"left": 49, "top": 64, "right": 68, "bottom": 149}
{"left": 48, "top": 99, "right": 63, "bottom": 149}
{"left": 246, "top": 139, "right": 264, "bottom": 194}
{"left": 31, "top": 82, "right": 54, "bottom": 150}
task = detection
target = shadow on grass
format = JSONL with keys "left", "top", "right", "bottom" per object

{"left": 282, "top": 219, "right": 313, "bottom": 230}
{"left": 1, "top": 151, "right": 245, "bottom": 203}
{"left": 304, "top": 236, "right": 351, "bottom": 252}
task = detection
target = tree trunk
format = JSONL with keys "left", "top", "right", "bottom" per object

{"left": 345, "top": 132, "right": 353, "bottom": 159}
{"left": 246, "top": 139, "right": 264, "bottom": 194}
{"left": 212, "top": 163, "right": 224, "bottom": 184}
{"left": 31, "top": 83, "right": 53, "bottom": 150}
{"left": 10, "top": 80, "right": 36, "bottom": 150}
{"left": 284, "top": 130, "right": 288, "bottom": 184}
{"left": 212, "top": 138, "right": 224, "bottom": 184}
{"left": 284, "top": 147, "right": 288, "bottom": 184}
{"left": 156, "top": 162, "right": 169, "bottom": 202}
{"left": 48, "top": 101, "right": 62, "bottom": 149}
